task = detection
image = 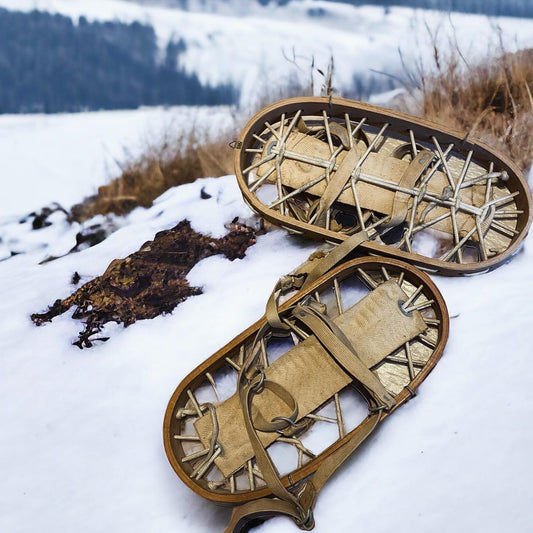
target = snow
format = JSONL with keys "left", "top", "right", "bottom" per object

{"left": 0, "top": 0, "right": 533, "bottom": 107}
{"left": 0, "top": 105, "right": 532, "bottom": 533}
{"left": 0, "top": 106, "right": 235, "bottom": 218}
{"left": 1, "top": 0, "right": 533, "bottom": 529}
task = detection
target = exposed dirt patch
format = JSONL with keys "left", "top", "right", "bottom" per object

{"left": 31, "top": 219, "right": 257, "bottom": 348}
{"left": 24, "top": 203, "right": 70, "bottom": 230}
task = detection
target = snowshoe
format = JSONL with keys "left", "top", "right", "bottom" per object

{"left": 164, "top": 256, "right": 448, "bottom": 531}
{"left": 233, "top": 97, "right": 532, "bottom": 275}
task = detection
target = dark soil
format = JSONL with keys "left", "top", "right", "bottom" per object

{"left": 31, "top": 219, "right": 257, "bottom": 348}
{"left": 22, "top": 203, "right": 69, "bottom": 229}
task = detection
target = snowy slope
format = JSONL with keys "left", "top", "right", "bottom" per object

{"left": 0, "top": 0, "right": 533, "bottom": 107}
{"left": 0, "top": 107, "right": 532, "bottom": 533}
{"left": 0, "top": 105, "right": 235, "bottom": 218}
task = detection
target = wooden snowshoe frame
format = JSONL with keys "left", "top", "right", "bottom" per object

{"left": 163, "top": 257, "right": 448, "bottom": 507}
{"left": 234, "top": 97, "right": 532, "bottom": 275}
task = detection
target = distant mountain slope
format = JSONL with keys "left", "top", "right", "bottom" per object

{"left": 0, "top": 0, "right": 532, "bottom": 111}
{"left": 300, "top": 0, "right": 533, "bottom": 19}
{"left": 124, "top": 0, "right": 533, "bottom": 19}
{"left": 0, "top": 8, "right": 236, "bottom": 113}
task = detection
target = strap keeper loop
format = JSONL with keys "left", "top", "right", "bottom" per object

{"left": 249, "top": 366, "right": 266, "bottom": 394}
{"left": 294, "top": 508, "right": 315, "bottom": 530}
{"left": 280, "top": 274, "right": 306, "bottom": 292}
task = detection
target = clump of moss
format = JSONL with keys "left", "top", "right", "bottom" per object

{"left": 32, "top": 219, "right": 257, "bottom": 348}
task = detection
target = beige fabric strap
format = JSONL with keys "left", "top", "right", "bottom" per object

{"left": 300, "top": 228, "right": 372, "bottom": 289}
{"left": 313, "top": 146, "right": 360, "bottom": 228}
{"left": 223, "top": 298, "right": 395, "bottom": 532}
{"left": 220, "top": 224, "right": 412, "bottom": 532}
{"left": 386, "top": 149, "right": 434, "bottom": 227}
{"left": 297, "top": 410, "right": 383, "bottom": 514}
{"left": 237, "top": 376, "right": 307, "bottom": 526}
{"left": 223, "top": 410, "right": 383, "bottom": 533}
{"left": 292, "top": 302, "right": 396, "bottom": 409}
{"left": 265, "top": 228, "right": 372, "bottom": 331}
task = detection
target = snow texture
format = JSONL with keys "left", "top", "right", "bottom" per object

{"left": 1, "top": 1, "right": 533, "bottom": 530}
{"left": 0, "top": 105, "right": 235, "bottom": 218}
{"left": 0, "top": 102, "right": 532, "bottom": 533}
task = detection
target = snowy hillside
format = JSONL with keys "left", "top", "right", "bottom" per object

{"left": 124, "top": 0, "right": 533, "bottom": 19}
{"left": 0, "top": 105, "right": 235, "bottom": 219}
{"left": 1, "top": 1, "right": 533, "bottom": 531}
{"left": 0, "top": 105, "right": 533, "bottom": 533}
{"left": 0, "top": 0, "right": 533, "bottom": 107}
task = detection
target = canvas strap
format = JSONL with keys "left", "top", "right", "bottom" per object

{"left": 265, "top": 228, "right": 374, "bottom": 332}
{"left": 224, "top": 291, "right": 398, "bottom": 532}
{"left": 292, "top": 301, "right": 396, "bottom": 410}
{"left": 223, "top": 405, "right": 383, "bottom": 533}
{"left": 312, "top": 145, "right": 360, "bottom": 228}
{"left": 386, "top": 148, "right": 435, "bottom": 227}
{"left": 223, "top": 225, "right": 402, "bottom": 532}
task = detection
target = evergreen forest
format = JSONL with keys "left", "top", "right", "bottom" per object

{"left": 0, "top": 9, "right": 238, "bottom": 114}
{"left": 320, "top": 0, "right": 533, "bottom": 18}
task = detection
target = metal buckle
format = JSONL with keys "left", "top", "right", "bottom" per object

{"left": 295, "top": 508, "right": 314, "bottom": 530}
{"left": 272, "top": 415, "right": 298, "bottom": 435}
{"left": 250, "top": 366, "right": 265, "bottom": 394}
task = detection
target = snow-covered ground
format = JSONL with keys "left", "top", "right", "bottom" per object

{"left": 0, "top": 105, "right": 236, "bottom": 218}
{"left": 1, "top": 0, "right": 533, "bottom": 107}
{"left": 0, "top": 105, "right": 532, "bottom": 533}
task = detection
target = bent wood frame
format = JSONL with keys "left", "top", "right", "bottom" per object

{"left": 163, "top": 257, "right": 449, "bottom": 504}
{"left": 234, "top": 97, "right": 532, "bottom": 276}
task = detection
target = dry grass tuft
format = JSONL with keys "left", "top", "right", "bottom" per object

{"left": 69, "top": 56, "right": 333, "bottom": 222}
{"left": 71, "top": 129, "right": 236, "bottom": 221}
{"left": 73, "top": 46, "right": 533, "bottom": 223}
{"left": 409, "top": 45, "right": 533, "bottom": 172}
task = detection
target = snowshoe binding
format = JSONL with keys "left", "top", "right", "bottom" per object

{"left": 164, "top": 255, "right": 449, "bottom": 531}
{"left": 234, "top": 97, "right": 532, "bottom": 275}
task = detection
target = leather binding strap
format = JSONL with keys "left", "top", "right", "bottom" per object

{"left": 265, "top": 228, "right": 373, "bottom": 332}
{"left": 292, "top": 301, "right": 396, "bottom": 410}
{"left": 312, "top": 145, "right": 360, "bottom": 228}
{"left": 224, "top": 397, "right": 383, "bottom": 533}
{"left": 386, "top": 149, "right": 434, "bottom": 227}
{"left": 223, "top": 227, "right": 405, "bottom": 532}
{"left": 225, "top": 297, "right": 398, "bottom": 532}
